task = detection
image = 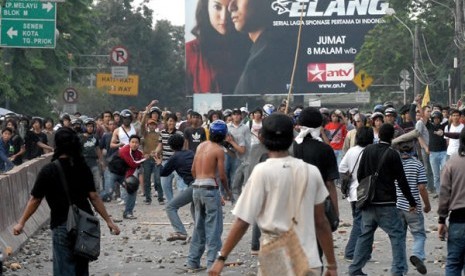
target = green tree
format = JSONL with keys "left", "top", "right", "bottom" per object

{"left": 355, "top": 0, "right": 455, "bottom": 106}
{"left": 92, "top": 0, "right": 186, "bottom": 112}
{"left": 0, "top": 0, "right": 98, "bottom": 117}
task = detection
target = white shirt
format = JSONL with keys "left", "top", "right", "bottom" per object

{"left": 233, "top": 156, "right": 328, "bottom": 268}
{"left": 445, "top": 123, "right": 464, "bottom": 156}
{"left": 250, "top": 120, "right": 262, "bottom": 146}
{"left": 339, "top": 145, "right": 364, "bottom": 202}
{"left": 118, "top": 124, "right": 136, "bottom": 145}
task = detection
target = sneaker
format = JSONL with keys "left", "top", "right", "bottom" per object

{"left": 166, "top": 232, "right": 188, "bottom": 241}
{"left": 143, "top": 199, "right": 151, "bottom": 205}
{"left": 116, "top": 197, "right": 123, "bottom": 202}
{"left": 123, "top": 214, "right": 137, "bottom": 220}
{"left": 410, "top": 255, "right": 427, "bottom": 275}
{"left": 251, "top": 250, "right": 259, "bottom": 256}
{"left": 118, "top": 200, "right": 126, "bottom": 206}
{"left": 344, "top": 257, "right": 353, "bottom": 263}
{"left": 159, "top": 200, "right": 165, "bottom": 205}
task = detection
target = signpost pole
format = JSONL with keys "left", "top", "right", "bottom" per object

{"left": 403, "top": 86, "right": 407, "bottom": 105}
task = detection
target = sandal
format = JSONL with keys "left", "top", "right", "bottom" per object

{"left": 167, "top": 232, "right": 188, "bottom": 241}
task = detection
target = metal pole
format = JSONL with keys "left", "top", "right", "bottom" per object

{"left": 455, "top": 0, "right": 463, "bottom": 104}
{"left": 4, "top": 63, "right": 10, "bottom": 110}
{"left": 392, "top": 14, "right": 416, "bottom": 101}
{"left": 448, "top": 74, "right": 452, "bottom": 106}
{"left": 68, "top": 64, "right": 72, "bottom": 86}
{"left": 414, "top": 25, "right": 420, "bottom": 98}
{"left": 403, "top": 86, "right": 407, "bottom": 105}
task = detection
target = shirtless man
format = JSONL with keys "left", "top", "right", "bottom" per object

{"left": 187, "top": 120, "right": 232, "bottom": 270}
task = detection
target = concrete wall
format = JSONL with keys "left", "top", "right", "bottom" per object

{"left": 0, "top": 154, "right": 52, "bottom": 254}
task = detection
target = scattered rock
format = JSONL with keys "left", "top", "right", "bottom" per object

{"left": 10, "top": 262, "right": 22, "bottom": 270}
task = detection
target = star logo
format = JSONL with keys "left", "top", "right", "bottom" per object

{"left": 307, "top": 63, "right": 326, "bottom": 82}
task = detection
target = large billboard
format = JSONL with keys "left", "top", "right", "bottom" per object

{"left": 185, "top": 0, "right": 388, "bottom": 95}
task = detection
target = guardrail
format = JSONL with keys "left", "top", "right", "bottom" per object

{"left": 0, "top": 153, "right": 52, "bottom": 255}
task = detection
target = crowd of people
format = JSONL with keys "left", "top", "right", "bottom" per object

{"left": 7, "top": 95, "right": 465, "bottom": 275}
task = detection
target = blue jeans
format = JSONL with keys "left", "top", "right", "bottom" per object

{"left": 176, "top": 173, "right": 188, "bottom": 191}
{"left": 421, "top": 149, "right": 434, "bottom": 191}
{"left": 429, "top": 151, "right": 447, "bottom": 193}
{"left": 166, "top": 186, "right": 194, "bottom": 235}
{"left": 89, "top": 165, "right": 102, "bottom": 193}
{"left": 142, "top": 158, "right": 163, "bottom": 202}
{"left": 187, "top": 188, "right": 223, "bottom": 269}
{"left": 161, "top": 160, "right": 176, "bottom": 202}
{"left": 52, "top": 224, "right": 89, "bottom": 276}
{"left": 349, "top": 205, "right": 407, "bottom": 276}
{"left": 224, "top": 154, "right": 239, "bottom": 193}
{"left": 399, "top": 209, "right": 426, "bottom": 264}
{"left": 101, "top": 169, "right": 124, "bottom": 201}
{"left": 345, "top": 201, "right": 364, "bottom": 260}
{"left": 446, "top": 222, "right": 465, "bottom": 275}
{"left": 122, "top": 182, "right": 137, "bottom": 216}
{"left": 334, "top": 149, "right": 343, "bottom": 167}
{"left": 231, "top": 161, "right": 248, "bottom": 202}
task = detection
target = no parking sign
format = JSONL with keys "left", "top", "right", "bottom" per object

{"left": 110, "top": 45, "right": 129, "bottom": 65}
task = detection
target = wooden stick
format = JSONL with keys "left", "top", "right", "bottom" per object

{"left": 139, "top": 222, "right": 234, "bottom": 226}
{"left": 285, "top": 1, "right": 306, "bottom": 114}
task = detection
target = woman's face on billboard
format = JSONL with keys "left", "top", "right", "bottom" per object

{"left": 209, "top": 0, "right": 231, "bottom": 35}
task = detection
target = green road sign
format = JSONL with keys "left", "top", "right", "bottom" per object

{"left": 0, "top": 0, "right": 57, "bottom": 48}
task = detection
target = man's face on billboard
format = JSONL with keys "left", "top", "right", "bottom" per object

{"left": 228, "top": 0, "right": 257, "bottom": 33}
{"left": 209, "top": 0, "right": 231, "bottom": 35}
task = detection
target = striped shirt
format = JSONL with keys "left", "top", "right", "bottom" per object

{"left": 396, "top": 156, "right": 427, "bottom": 212}
{"left": 159, "top": 129, "right": 183, "bottom": 161}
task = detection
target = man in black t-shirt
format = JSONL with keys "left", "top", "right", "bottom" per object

{"left": 13, "top": 127, "right": 120, "bottom": 275}
{"left": 293, "top": 107, "right": 340, "bottom": 216}
{"left": 79, "top": 118, "right": 103, "bottom": 193}
{"left": 183, "top": 112, "right": 206, "bottom": 153}
{"left": 25, "top": 118, "right": 53, "bottom": 160}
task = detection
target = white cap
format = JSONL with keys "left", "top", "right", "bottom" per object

{"left": 240, "top": 107, "right": 248, "bottom": 113}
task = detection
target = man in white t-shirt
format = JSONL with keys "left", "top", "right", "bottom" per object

{"left": 208, "top": 113, "right": 337, "bottom": 276}
{"left": 444, "top": 109, "right": 464, "bottom": 159}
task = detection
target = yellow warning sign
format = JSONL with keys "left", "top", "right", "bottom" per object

{"left": 352, "top": 70, "right": 373, "bottom": 91}
{"left": 96, "top": 73, "right": 139, "bottom": 96}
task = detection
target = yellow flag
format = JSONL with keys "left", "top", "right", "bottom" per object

{"left": 421, "top": 85, "right": 430, "bottom": 107}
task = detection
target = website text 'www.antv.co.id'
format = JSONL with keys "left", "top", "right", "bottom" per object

{"left": 318, "top": 83, "right": 346, "bottom": 89}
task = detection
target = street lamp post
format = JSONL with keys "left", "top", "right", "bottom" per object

{"left": 386, "top": 8, "right": 419, "bottom": 102}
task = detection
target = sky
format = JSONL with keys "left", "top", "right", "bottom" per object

{"left": 134, "top": 0, "right": 185, "bottom": 26}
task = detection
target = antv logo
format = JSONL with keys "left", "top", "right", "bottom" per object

{"left": 307, "top": 63, "right": 354, "bottom": 82}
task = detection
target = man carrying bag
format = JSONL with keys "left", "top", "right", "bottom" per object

{"left": 349, "top": 124, "right": 417, "bottom": 276}
{"left": 13, "top": 127, "right": 120, "bottom": 275}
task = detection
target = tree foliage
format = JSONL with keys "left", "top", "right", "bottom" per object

{"left": 355, "top": 0, "right": 456, "bottom": 106}
{"left": 0, "top": 0, "right": 186, "bottom": 118}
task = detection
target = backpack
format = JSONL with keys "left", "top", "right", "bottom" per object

{"left": 108, "top": 153, "right": 128, "bottom": 176}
